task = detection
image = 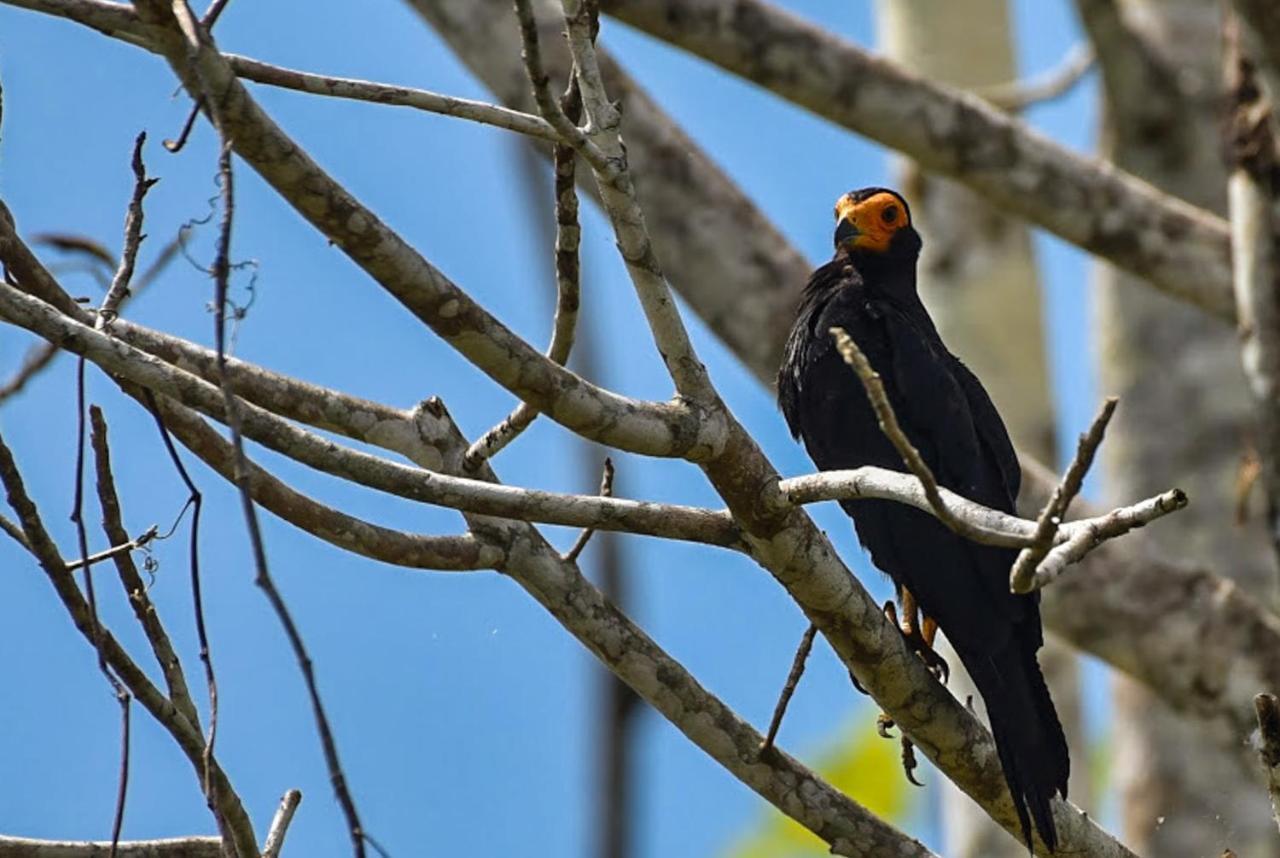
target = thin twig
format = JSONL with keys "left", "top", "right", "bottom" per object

{"left": 63, "top": 526, "right": 159, "bottom": 572}
{"left": 0, "top": 230, "right": 182, "bottom": 404}
{"left": 196, "top": 40, "right": 368, "bottom": 850}
{"left": 164, "top": 103, "right": 202, "bottom": 154}
{"left": 761, "top": 623, "right": 817, "bottom": 753}
{"left": 511, "top": 0, "right": 609, "bottom": 170}
{"left": 261, "top": 789, "right": 303, "bottom": 858}
{"left": 162, "top": 0, "right": 235, "bottom": 155}
{"left": 828, "top": 327, "right": 964, "bottom": 534}
{"left": 0, "top": 423, "right": 259, "bottom": 854}
{"left": 201, "top": 0, "right": 232, "bottom": 26}
{"left": 0, "top": 510, "right": 31, "bottom": 552}
{"left": 979, "top": 43, "right": 1095, "bottom": 111}
{"left": 69, "top": 360, "right": 132, "bottom": 858}
{"left": 141, "top": 389, "right": 219, "bottom": 808}
{"left": 1009, "top": 398, "right": 1118, "bottom": 593}
{"left": 564, "top": 457, "right": 614, "bottom": 562}
{"left": 1255, "top": 693, "right": 1280, "bottom": 834}
{"left": 228, "top": 54, "right": 561, "bottom": 142}
{"left": 464, "top": 72, "right": 584, "bottom": 471}
{"left": 32, "top": 233, "right": 116, "bottom": 270}
{"left": 98, "top": 132, "right": 158, "bottom": 329}
{"left": 1020, "top": 488, "right": 1189, "bottom": 591}
{"left": 90, "top": 405, "right": 202, "bottom": 732}
{"left": 0, "top": 340, "right": 56, "bottom": 402}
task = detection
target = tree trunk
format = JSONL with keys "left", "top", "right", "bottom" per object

{"left": 1089, "top": 2, "right": 1276, "bottom": 853}
{"left": 874, "top": 3, "right": 1089, "bottom": 854}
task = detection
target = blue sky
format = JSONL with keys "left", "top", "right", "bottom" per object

{"left": 0, "top": 2, "right": 1098, "bottom": 855}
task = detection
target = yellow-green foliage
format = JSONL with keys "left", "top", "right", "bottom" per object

{"left": 725, "top": 715, "right": 917, "bottom": 858}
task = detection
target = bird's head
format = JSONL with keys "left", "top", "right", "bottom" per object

{"left": 832, "top": 187, "right": 921, "bottom": 262}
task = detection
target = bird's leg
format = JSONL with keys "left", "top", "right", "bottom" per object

{"left": 897, "top": 589, "right": 950, "bottom": 684}
{"left": 873, "top": 596, "right": 936, "bottom": 787}
{"left": 877, "top": 600, "right": 901, "bottom": 737}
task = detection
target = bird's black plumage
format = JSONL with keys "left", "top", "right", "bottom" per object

{"left": 777, "top": 187, "right": 1069, "bottom": 850}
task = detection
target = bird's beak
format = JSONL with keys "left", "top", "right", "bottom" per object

{"left": 834, "top": 217, "right": 860, "bottom": 248}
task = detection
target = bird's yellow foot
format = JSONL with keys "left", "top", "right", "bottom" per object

{"left": 886, "top": 593, "right": 950, "bottom": 684}
{"left": 874, "top": 705, "right": 924, "bottom": 786}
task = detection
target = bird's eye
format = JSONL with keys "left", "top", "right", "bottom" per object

{"left": 881, "top": 205, "right": 898, "bottom": 224}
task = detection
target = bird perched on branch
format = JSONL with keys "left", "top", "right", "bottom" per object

{"left": 776, "top": 187, "right": 1069, "bottom": 851}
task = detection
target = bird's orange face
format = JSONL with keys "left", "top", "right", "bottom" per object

{"left": 834, "top": 191, "right": 911, "bottom": 254}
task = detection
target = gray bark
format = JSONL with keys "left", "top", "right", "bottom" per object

{"left": 1085, "top": 1, "right": 1277, "bottom": 853}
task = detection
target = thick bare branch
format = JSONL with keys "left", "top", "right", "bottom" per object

{"left": 142, "top": 394, "right": 503, "bottom": 570}
{"left": 402, "top": 400, "right": 941, "bottom": 858}
{"left": 1225, "top": 15, "right": 1280, "bottom": 572}
{"left": 0, "top": 836, "right": 223, "bottom": 858}
{"left": 416, "top": 0, "right": 1280, "bottom": 782}
{"left": 415, "top": 0, "right": 807, "bottom": 380}
{"left": 114, "top": 0, "right": 722, "bottom": 460}
{"left": 465, "top": 66, "right": 585, "bottom": 470}
{"left": 599, "top": 0, "right": 1235, "bottom": 321}
{"left": 529, "top": 0, "right": 715, "bottom": 401}
{"left": 0, "top": 277, "right": 743, "bottom": 548}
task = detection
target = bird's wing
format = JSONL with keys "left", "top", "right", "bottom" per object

{"left": 948, "top": 356, "right": 1022, "bottom": 508}
{"left": 871, "top": 301, "right": 1017, "bottom": 512}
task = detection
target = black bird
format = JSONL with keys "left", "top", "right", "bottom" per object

{"left": 777, "top": 187, "right": 1069, "bottom": 850}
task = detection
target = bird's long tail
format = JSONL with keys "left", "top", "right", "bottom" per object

{"left": 956, "top": 633, "right": 1070, "bottom": 852}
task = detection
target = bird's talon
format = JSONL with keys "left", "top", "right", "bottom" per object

{"left": 902, "top": 736, "right": 923, "bottom": 786}
{"left": 876, "top": 711, "right": 896, "bottom": 739}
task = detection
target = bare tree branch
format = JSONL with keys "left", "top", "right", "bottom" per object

{"left": 598, "top": 0, "right": 1235, "bottom": 321}
{"left": 977, "top": 43, "right": 1095, "bottom": 112}
{"left": 0, "top": 276, "right": 744, "bottom": 548}
{"left": 564, "top": 456, "right": 614, "bottom": 562}
{"left": 465, "top": 62, "right": 585, "bottom": 471}
{"left": 1010, "top": 398, "right": 1118, "bottom": 593}
{"left": 116, "top": 0, "right": 723, "bottom": 460}
{"left": 97, "top": 131, "right": 157, "bottom": 328}
{"left": 228, "top": 54, "right": 563, "bottom": 141}
{"left": 0, "top": 340, "right": 57, "bottom": 402}
{"left": 397, "top": 399, "right": 943, "bottom": 858}
{"left": 0, "top": 836, "right": 223, "bottom": 858}
{"left": 89, "top": 405, "right": 202, "bottom": 732}
{"left": 1225, "top": 13, "right": 1280, "bottom": 574}
{"left": 143, "top": 393, "right": 502, "bottom": 570}
{"left": 761, "top": 623, "right": 816, "bottom": 752}
{"left": 414, "top": 0, "right": 1280, "bottom": 785}
{"left": 0, "top": 429, "right": 260, "bottom": 858}
{"left": 260, "top": 790, "right": 302, "bottom": 858}
{"left": 415, "top": 0, "right": 808, "bottom": 380}
{"left": 519, "top": 0, "right": 715, "bottom": 402}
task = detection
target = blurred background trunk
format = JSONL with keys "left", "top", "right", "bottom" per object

{"left": 874, "top": 3, "right": 1089, "bottom": 855}
{"left": 1086, "top": 1, "right": 1275, "bottom": 853}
